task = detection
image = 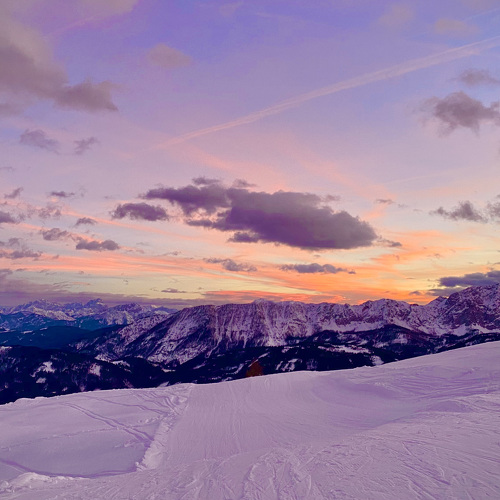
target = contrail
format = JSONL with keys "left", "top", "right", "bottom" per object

{"left": 162, "top": 35, "right": 500, "bottom": 147}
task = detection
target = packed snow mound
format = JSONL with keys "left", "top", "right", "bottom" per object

{"left": 1, "top": 342, "right": 500, "bottom": 499}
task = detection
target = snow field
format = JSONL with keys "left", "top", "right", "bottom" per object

{"left": 0, "top": 342, "right": 499, "bottom": 499}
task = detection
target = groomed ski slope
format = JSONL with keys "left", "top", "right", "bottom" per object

{"left": 1, "top": 342, "right": 500, "bottom": 499}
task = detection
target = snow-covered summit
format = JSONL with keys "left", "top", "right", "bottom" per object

{"left": 0, "top": 299, "right": 176, "bottom": 331}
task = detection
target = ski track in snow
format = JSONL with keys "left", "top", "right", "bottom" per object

{"left": 1, "top": 342, "right": 500, "bottom": 499}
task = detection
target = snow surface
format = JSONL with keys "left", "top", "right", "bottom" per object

{"left": 1, "top": 342, "right": 500, "bottom": 499}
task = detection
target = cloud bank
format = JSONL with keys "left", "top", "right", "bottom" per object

{"left": 142, "top": 180, "right": 377, "bottom": 250}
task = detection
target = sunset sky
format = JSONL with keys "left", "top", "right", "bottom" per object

{"left": 1, "top": 0, "right": 500, "bottom": 307}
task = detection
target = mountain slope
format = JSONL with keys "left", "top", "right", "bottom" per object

{"left": 81, "top": 284, "right": 500, "bottom": 366}
{"left": 0, "top": 346, "right": 170, "bottom": 404}
{"left": 1, "top": 342, "right": 499, "bottom": 499}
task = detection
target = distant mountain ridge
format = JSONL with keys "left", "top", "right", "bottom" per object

{"left": 0, "top": 298, "right": 176, "bottom": 331}
{"left": 88, "top": 283, "right": 500, "bottom": 365}
{"left": 1, "top": 284, "right": 499, "bottom": 404}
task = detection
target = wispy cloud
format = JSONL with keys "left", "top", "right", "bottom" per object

{"left": 205, "top": 258, "right": 257, "bottom": 272}
{"left": 456, "top": 68, "right": 500, "bottom": 86}
{"left": 4, "top": 187, "right": 22, "bottom": 199}
{"left": 74, "top": 136, "right": 99, "bottom": 155}
{"left": 111, "top": 202, "right": 169, "bottom": 222}
{"left": 20, "top": 129, "right": 59, "bottom": 153}
{"left": 160, "top": 35, "right": 500, "bottom": 147}
{"left": 280, "top": 263, "right": 354, "bottom": 274}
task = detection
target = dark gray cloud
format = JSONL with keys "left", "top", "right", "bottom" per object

{"left": 438, "top": 270, "right": 500, "bottom": 288}
{"left": 40, "top": 228, "right": 71, "bottom": 241}
{"left": 75, "top": 217, "right": 97, "bottom": 226}
{"left": 205, "top": 258, "right": 257, "bottom": 272}
{"left": 431, "top": 201, "right": 487, "bottom": 222}
{"left": 280, "top": 263, "right": 354, "bottom": 274}
{"left": 409, "top": 290, "right": 423, "bottom": 296}
{"left": 111, "top": 202, "right": 169, "bottom": 222}
{"left": 4, "top": 187, "right": 22, "bottom": 199}
{"left": 161, "top": 288, "right": 186, "bottom": 294}
{"left": 422, "top": 91, "right": 500, "bottom": 133}
{"left": 456, "top": 68, "right": 500, "bottom": 87}
{"left": 20, "top": 129, "right": 59, "bottom": 153}
{"left": 75, "top": 239, "right": 120, "bottom": 251}
{"left": 49, "top": 190, "right": 75, "bottom": 199}
{"left": 0, "top": 211, "right": 16, "bottom": 224}
{"left": 143, "top": 180, "right": 377, "bottom": 250}
{"left": 375, "top": 198, "right": 395, "bottom": 205}
{"left": 74, "top": 137, "right": 99, "bottom": 155}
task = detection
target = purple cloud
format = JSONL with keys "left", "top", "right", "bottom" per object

{"left": 0, "top": 9, "right": 119, "bottom": 115}
{"left": 486, "top": 200, "right": 500, "bottom": 220}
{"left": 456, "top": 69, "right": 500, "bottom": 87}
{"left": 431, "top": 201, "right": 487, "bottom": 223}
{"left": 20, "top": 130, "right": 59, "bottom": 153}
{"left": 4, "top": 187, "right": 22, "bottom": 199}
{"left": 423, "top": 92, "right": 500, "bottom": 133}
{"left": 49, "top": 191, "right": 75, "bottom": 198}
{"left": 40, "top": 228, "right": 71, "bottom": 241}
{"left": 142, "top": 180, "right": 376, "bottom": 250}
{"left": 438, "top": 270, "right": 500, "bottom": 288}
{"left": 205, "top": 258, "right": 257, "bottom": 272}
{"left": 147, "top": 44, "right": 192, "bottom": 69}
{"left": 143, "top": 182, "right": 229, "bottom": 215}
{"left": 280, "top": 263, "right": 354, "bottom": 274}
{"left": 74, "top": 137, "right": 99, "bottom": 155}
{"left": 55, "top": 80, "right": 117, "bottom": 112}
{"left": 75, "top": 217, "right": 97, "bottom": 226}
{"left": 0, "top": 249, "right": 41, "bottom": 260}
{"left": 111, "top": 203, "right": 169, "bottom": 222}
{"left": 0, "top": 211, "right": 16, "bottom": 224}
{"left": 0, "top": 239, "right": 41, "bottom": 260}
{"left": 75, "top": 239, "right": 120, "bottom": 252}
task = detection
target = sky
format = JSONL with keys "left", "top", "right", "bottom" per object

{"left": 1, "top": 0, "right": 500, "bottom": 308}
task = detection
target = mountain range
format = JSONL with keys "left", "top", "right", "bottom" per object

{"left": 1, "top": 284, "right": 499, "bottom": 404}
